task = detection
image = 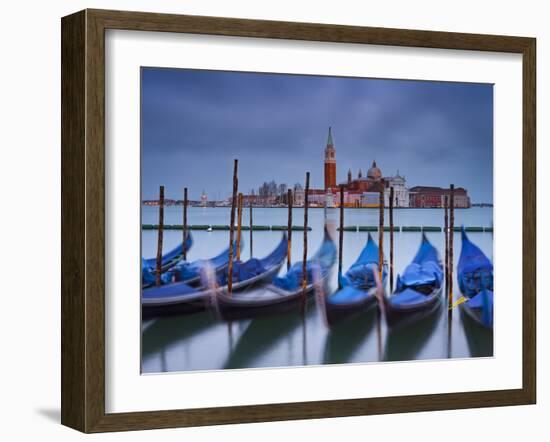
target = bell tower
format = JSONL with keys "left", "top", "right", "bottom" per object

{"left": 324, "top": 127, "right": 336, "bottom": 190}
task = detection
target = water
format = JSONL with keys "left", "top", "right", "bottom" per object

{"left": 141, "top": 206, "right": 493, "bottom": 373}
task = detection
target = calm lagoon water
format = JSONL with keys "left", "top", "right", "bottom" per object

{"left": 141, "top": 206, "right": 494, "bottom": 373}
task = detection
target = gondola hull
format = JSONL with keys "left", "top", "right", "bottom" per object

{"left": 324, "top": 290, "right": 378, "bottom": 326}
{"left": 169, "top": 262, "right": 229, "bottom": 288}
{"left": 322, "top": 233, "right": 387, "bottom": 326}
{"left": 142, "top": 262, "right": 228, "bottom": 289}
{"left": 144, "top": 242, "right": 241, "bottom": 289}
{"left": 214, "top": 280, "right": 323, "bottom": 321}
{"left": 383, "top": 288, "right": 442, "bottom": 330}
{"left": 459, "top": 292, "right": 493, "bottom": 329}
{"left": 377, "top": 234, "right": 444, "bottom": 330}
{"left": 457, "top": 229, "right": 494, "bottom": 329}
{"left": 142, "top": 261, "right": 285, "bottom": 319}
{"left": 213, "top": 232, "right": 337, "bottom": 320}
{"left": 143, "top": 233, "right": 194, "bottom": 274}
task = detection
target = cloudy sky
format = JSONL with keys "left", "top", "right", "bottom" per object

{"left": 141, "top": 67, "right": 493, "bottom": 203}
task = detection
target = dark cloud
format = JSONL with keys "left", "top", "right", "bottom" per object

{"left": 141, "top": 68, "right": 493, "bottom": 202}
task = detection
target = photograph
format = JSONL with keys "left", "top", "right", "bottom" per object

{"left": 140, "top": 67, "right": 494, "bottom": 374}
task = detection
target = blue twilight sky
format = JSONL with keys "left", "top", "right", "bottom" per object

{"left": 141, "top": 68, "right": 493, "bottom": 203}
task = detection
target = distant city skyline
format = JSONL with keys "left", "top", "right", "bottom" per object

{"left": 141, "top": 68, "right": 493, "bottom": 203}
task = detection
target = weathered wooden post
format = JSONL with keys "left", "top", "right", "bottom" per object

{"left": 249, "top": 199, "right": 253, "bottom": 259}
{"left": 389, "top": 186, "right": 394, "bottom": 292}
{"left": 448, "top": 184, "right": 455, "bottom": 309}
{"left": 338, "top": 185, "right": 344, "bottom": 288}
{"left": 227, "top": 160, "right": 238, "bottom": 296}
{"left": 236, "top": 193, "right": 243, "bottom": 261}
{"left": 155, "top": 185, "right": 165, "bottom": 286}
{"left": 444, "top": 195, "right": 449, "bottom": 298}
{"left": 301, "top": 172, "right": 310, "bottom": 312}
{"left": 183, "top": 187, "right": 188, "bottom": 261}
{"left": 287, "top": 188, "right": 293, "bottom": 270}
{"left": 378, "top": 187, "right": 385, "bottom": 280}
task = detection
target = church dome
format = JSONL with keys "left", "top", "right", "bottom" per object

{"left": 367, "top": 161, "right": 382, "bottom": 180}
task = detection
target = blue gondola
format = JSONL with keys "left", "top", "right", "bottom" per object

{"left": 377, "top": 233, "right": 443, "bottom": 328}
{"left": 213, "top": 230, "right": 337, "bottom": 319}
{"left": 150, "top": 240, "right": 241, "bottom": 288}
{"left": 141, "top": 234, "right": 288, "bottom": 318}
{"left": 458, "top": 228, "right": 493, "bottom": 328}
{"left": 323, "top": 233, "right": 387, "bottom": 325}
{"left": 142, "top": 232, "right": 194, "bottom": 283}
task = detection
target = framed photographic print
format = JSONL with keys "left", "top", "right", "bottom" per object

{"left": 61, "top": 9, "right": 536, "bottom": 433}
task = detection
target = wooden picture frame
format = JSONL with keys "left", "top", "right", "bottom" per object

{"left": 61, "top": 8, "right": 536, "bottom": 433}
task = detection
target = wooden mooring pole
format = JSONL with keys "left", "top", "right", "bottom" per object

{"left": 444, "top": 195, "right": 449, "bottom": 298}
{"left": 287, "top": 189, "right": 293, "bottom": 270}
{"left": 301, "top": 172, "right": 310, "bottom": 312}
{"left": 249, "top": 199, "right": 253, "bottom": 259}
{"left": 236, "top": 193, "right": 243, "bottom": 261}
{"left": 338, "top": 185, "right": 344, "bottom": 288}
{"left": 155, "top": 185, "right": 165, "bottom": 287}
{"left": 183, "top": 187, "right": 188, "bottom": 261}
{"left": 227, "top": 160, "right": 238, "bottom": 296}
{"left": 448, "top": 184, "right": 455, "bottom": 310}
{"left": 378, "top": 187, "right": 385, "bottom": 280}
{"left": 389, "top": 186, "right": 394, "bottom": 293}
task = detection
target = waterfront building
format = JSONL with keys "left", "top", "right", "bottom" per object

{"left": 239, "top": 194, "right": 267, "bottom": 206}
{"left": 318, "top": 126, "right": 392, "bottom": 207}
{"left": 360, "top": 192, "right": 381, "bottom": 207}
{"left": 307, "top": 189, "right": 329, "bottom": 207}
{"left": 200, "top": 190, "right": 208, "bottom": 207}
{"left": 325, "top": 160, "right": 386, "bottom": 207}
{"left": 384, "top": 172, "right": 409, "bottom": 207}
{"left": 408, "top": 186, "right": 470, "bottom": 208}
{"left": 325, "top": 188, "right": 336, "bottom": 208}
{"left": 293, "top": 185, "right": 305, "bottom": 206}
{"left": 235, "top": 127, "right": 469, "bottom": 209}
{"left": 338, "top": 161, "right": 384, "bottom": 195}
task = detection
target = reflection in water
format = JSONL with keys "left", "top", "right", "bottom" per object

{"left": 141, "top": 207, "right": 494, "bottom": 373}
{"left": 323, "top": 307, "right": 377, "bottom": 364}
{"left": 460, "top": 308, "right": 494, "bottom": 357}
{"left": 227, "top": 322, "right": 234, "bottom": 354}
{"left": 384, "top": 303, "right": 443, "bottom": 362}
{"left": 223, "top": 304, "right": 316, "bottom": 369}
{"left": 376, "top": 308, "right": 383, "bottom": 362}
{"left": 447, "top": 311, "right": 453, "bottom": 359}
{"left": 142, "top": 313, "right": 215, "bottom": 357}
{"left": 141, "top": 312, "right": 251, "bottom": 373}
{"left": 301, "top": 315, "right": 308, "bottom": 366}
{"left": 142, "top": 292, "right": 493, "bottom": 373}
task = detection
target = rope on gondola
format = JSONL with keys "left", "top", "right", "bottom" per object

{"left": 449, "top": 295, "right": 467, "bottom": 309}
